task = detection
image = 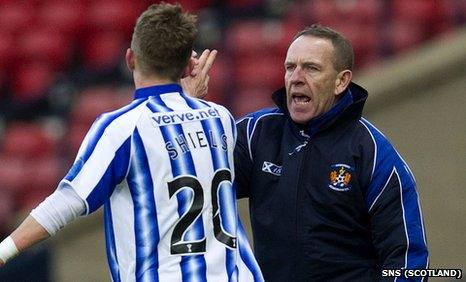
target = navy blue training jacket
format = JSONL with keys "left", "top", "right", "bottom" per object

{"left": 234, "top": 82, "right": 429, "bottom": 281}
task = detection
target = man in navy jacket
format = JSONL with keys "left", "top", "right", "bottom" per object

{"left": 234, "top": 25, "right": 429, "bottom": 281}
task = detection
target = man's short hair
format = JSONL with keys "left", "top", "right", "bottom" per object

{"left": 293, "top": 24, "right": 354, "bottom": 71}
{"left": 131, "top": 3, "right": 197, "bottom": 81}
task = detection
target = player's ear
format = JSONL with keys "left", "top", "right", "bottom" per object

{"left": 125, "top": 48, "right": 135, "bottom": 71}
{"left": 181, "top": 50, "right": 198, "bottom": 78}
{"left": 334, "top": 69, "right": 352, "bottom": 96}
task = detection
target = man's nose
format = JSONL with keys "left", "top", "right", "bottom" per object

{"left": 289, "top": 67, "right": 304, "bottom": 84}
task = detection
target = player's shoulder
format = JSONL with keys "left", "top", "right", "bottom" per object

{"left": 93, "top": 98, "right": 147, "bottom": 133}
{"left": 199, "top": 99, "right": 229, "bottom": 113}
{"left": 102, "top": 98, "right": 146, "bottom": 119}
{"left": 195, "top": 99, "right": 236, "bottom": 123}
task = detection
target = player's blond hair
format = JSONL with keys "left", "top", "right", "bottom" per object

{"left": 131, "top": 3, "right": 197, "bottom": 81}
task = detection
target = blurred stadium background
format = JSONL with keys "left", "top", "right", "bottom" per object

{"left": 0, "top": 0, "right": 465, "bottom": 281}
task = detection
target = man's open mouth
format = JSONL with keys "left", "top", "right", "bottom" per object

{"left": 292, "top": 94, "right": 311, "bottom": 104}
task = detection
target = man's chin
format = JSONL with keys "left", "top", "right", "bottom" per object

{"left": 290, "top": 112, "right": 312, "bottom": 125}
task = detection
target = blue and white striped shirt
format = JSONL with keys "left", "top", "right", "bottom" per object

{"left": 63, "top": 84, "right": 263, "bottom": 282}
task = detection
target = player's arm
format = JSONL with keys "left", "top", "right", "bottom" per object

{"left": 0, "top": 216, "right": 50, "bottom": 266}
{"left": 0, "top": 183, "right": 85, "bottom": 266}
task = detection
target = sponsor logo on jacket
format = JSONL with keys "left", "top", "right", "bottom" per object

{"left": 328, "top": 164, "right": 354, "bottom": 191}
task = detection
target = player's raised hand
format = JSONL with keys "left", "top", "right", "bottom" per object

{"left": 181, "top": 49, "right": 217, "bottom": 99}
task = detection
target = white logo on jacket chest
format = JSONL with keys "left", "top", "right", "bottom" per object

{"left": 262, "top": 161, "right": 282, "bottom": 176}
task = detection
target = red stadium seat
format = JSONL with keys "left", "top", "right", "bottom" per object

{"left": 81, "top": 31, "right": 127, "bottom": 72}
{"left": 71, "top": 86, "right": 132, "bottom": 126}
{"left": 226, "top": 20, "right": 288, "bottom": 58}
{"left": 392, "top": 0, "right": 437, "bottom": 24}
{"left": 234, "top": 54, "right": 284, "bottom": 90}
{"left": 232, "top": 87, "right": 274, "bottom": 118}
{"left": 86, "top": 0, "right": 142, "bottom": 37}
{"left": 164, "top": 0, "right": 212, "bottom": 12}
{"left": 10, "top": 60, "right": 56, "bottom": 102}
{"left": 278, "top": 17, "right": 305, "bottom": 52}
{"left": 30, "top": 157, "right": 63, "bottom": 189}
{"left": 225, "top": 0, "right": 263, "bottom": 10}
{"left": 205, "top": 56, "right": 231, "bottom": 105}
{"left": 17, "top": 28, "right": 73, "bottom": 71}
{"left": 38, "top": 1, "right": 86, "bottom": 37}
{"left": 330, "top": 22, "right": 380, "bottom": 69}
{"left": 303, "top": 0, "right": 382, "bottom": 24}
{"left": 0, "top": 32, "right": 15, "bottom": 70}
{"left": 0, "top": 3, "right": 35, "bottom": 35}
{"left": 0, "top": 155, "right": 26, "bottom": 195}
{"left": 67, "top": 86, "right": 131, "bottom": 156}
{"left": 387, "top": 21, "right": 426, "bottom": 55}
{"left": 0, "top": 190, "right": 15, "bottom": 235}
{"left": 303, "top": 0, "right": 334, "bottom": 21}
{"left": 392, "top": 0, "right": 454, "bottom": 37}
{"left": 0, "top": 69, "right": 6, "bottom": 97}
{"left": 65, "top": 121, "right": 90, "bottom": 158}
{"left": 286, "top": 2, "right": 382, "bottom": 71}
{"left": 0, "top": 122, "right": 63, "bottom": 210}
{"left": 19, "top": 156, "right": 63, "bottom": 211}
{"left": 1, "top": 122, "right": 58, "bottom": 159}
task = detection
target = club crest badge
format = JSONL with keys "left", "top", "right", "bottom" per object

{"left": 328, "top": 164, "right": 354, "bottom": 191}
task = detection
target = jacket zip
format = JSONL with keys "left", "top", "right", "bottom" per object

{"left": 293, "top": 130, "right": 310, "bottom": 279}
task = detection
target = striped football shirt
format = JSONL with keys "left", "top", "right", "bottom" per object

{"left": 63, "top": 84, "right": 263, "bottom": 282}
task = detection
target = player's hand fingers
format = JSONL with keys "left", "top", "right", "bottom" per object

{"left": 196, "top": 49, "right": 211, "bottom": 72}
{"left": 189, "top": 59, "right": 199, "bottom": 76}
{"left": 200, "top": 50, "right": 217, "bottom": 77}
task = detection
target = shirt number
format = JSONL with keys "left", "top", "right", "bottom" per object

{"left": 167, "top": 169, "right": 236, "bottom": 255}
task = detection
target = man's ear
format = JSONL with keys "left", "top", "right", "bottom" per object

{"left": 125, "top": 48, "right": 135, "bottom": 71}
{"left": 181, "top": 56, "right": 196, "bottom": 78}
{"left": 334, "top": 69, "right": 352, "bottom": 96}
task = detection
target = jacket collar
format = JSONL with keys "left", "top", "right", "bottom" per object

{"left": 272, "top": 82, "right": 368, "bottom": 137}
{"left": 134, "top": 83, "right": 183, "bottom": 100}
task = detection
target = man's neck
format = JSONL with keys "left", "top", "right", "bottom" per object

{"left": 133, "top": 71, "right": 178, "bottom": 89}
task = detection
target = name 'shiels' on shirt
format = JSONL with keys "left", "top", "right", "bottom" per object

{"left": 164, "top": 129, "right": 228, "bottom": 160}
{"left": 151, "top": 108, "right": 228, "bottom": 159}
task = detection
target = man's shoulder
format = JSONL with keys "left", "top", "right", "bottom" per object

{"left": 99, "top": 99, "right": 147, "bottom": 120}
{"left": 92, "top": 99, "right": 147, "bottom": 132}
{"left": 235, "top": 107, "right": 286, "bottom": 147}
{"left": 356, "top": 117, "right": 409, "bottom": 170}
{"left": 237, "top": 107, "right": 284, "bottom": 126}
{"left": 200, "top": 100, "right": 232, "bottom": 116}
{"left": 356, "top": 117, "right": 393, "bottom": 147}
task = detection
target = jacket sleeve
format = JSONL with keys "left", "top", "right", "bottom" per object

{"left": 234, "top": 117, "right": 254, "bottom": 199}
{"left": 362, "top": 121, "right": 429, "bottom": 280}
